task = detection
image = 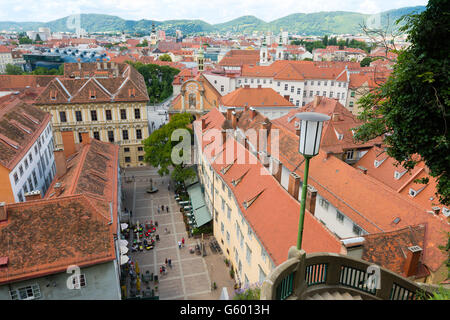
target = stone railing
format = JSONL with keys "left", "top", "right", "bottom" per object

{"left": 260, "top": 247, "right": 434, "bottom": 300}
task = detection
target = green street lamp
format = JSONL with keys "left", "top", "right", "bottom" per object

{"left": 295, "top": 112, "right": 330, "bottom": 249}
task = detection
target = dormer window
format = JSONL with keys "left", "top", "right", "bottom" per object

{"left": 89, "top": 90, "right": 96, "bottom": 99}
{"left": 128, "top": 88, "right": 136, "bottom": 98}
{"left": 442, "top": 207, "right": 450, "bottom": 217}
{"left": 334, "top": 128, "right": 343, "bottom": 140}
{"left": 394, "top": 170, "right": 406, "bottom": 180}
{"left": 409, "top": 188, "right": 417, "bottom": 197}
{"left": 50, "top": 90, "right": 57, "bottom": 100}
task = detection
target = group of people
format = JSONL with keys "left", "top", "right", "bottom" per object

{"left": 157, "top": 204, "right": 170, "bottom": 214}
{"left": 160, "top": 258, "right": 173, "bottom": 275}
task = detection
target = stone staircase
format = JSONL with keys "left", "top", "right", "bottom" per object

{"left": 305, "top": 291, "right": 363, "bottom": 300}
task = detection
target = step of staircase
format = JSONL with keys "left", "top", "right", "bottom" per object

{"left": 305, "top": 291, "right": 363, "bottom": 300}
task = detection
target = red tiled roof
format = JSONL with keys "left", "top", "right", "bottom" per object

{"left": 34, "top": 62, "right": 149, "bottom": 104}
{"left": 0, "top": 95, "right": 51, "bottom": 170}
{"left": 355, "top": 147, "right": 445, "bottom": 213}
{"left": 270, "top": 125, "right": 450, "bottom": 272}
{"left": 196, "top": 108, "right": 344, "bottom": 266}
{"left": 221, "top": 86, "right": 294, "bottom": 108}
{"left": 273, "top": 96, "right": 383, "bottom": 154}
{"left": 359, "top": 224, "right": 430, "bottom": 279}
{"left": 0, "top": 194, "right": 115, "bottom": 284}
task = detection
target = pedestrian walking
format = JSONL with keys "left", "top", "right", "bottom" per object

{"left": 165, "top": 258, "right": 168, "bottom": 266}
{"left": 166, "top": 205, "right": 169, "bottom": 212}
{"left": 157, "top": 207, "right": 160, "bottom": 214}
{"left": 130, "top": 210, "right": 132, "bottom": 217}
{"left": 160, "top": 266, "right": 163, "bottom": 275}
{"left": 181, "top": 237, "right": 185, "bottom": 247}
{"left": 168, "top": 258, "right": 172, "bottom": 268}
{"left": 161, "top": 205, "right": 164, "bottom": 211}
{"left": 155, "top": 221, "right": 158, "bottom": 227}
{"left": 178, "top": 241, "right": 182, "bottom": 249}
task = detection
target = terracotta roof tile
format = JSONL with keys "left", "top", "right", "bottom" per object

{"left": 0, "top": 195, "right": 115, "bottom": 284}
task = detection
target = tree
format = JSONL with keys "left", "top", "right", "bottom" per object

{"left": 34, "top": 34, "right": 42, "bottom": 42}
{"left": 360, "top": 57, "right": 372, "bottom": 67}
{"left": 18, "top": 36, "right": 33, "bottom": 44}
{"left": 143, "top": 112, "right": 194, "bottom": 179}
{"left": 127, "top": 61, "right": 180, "bottom": 103}
{"left": 322, "top": 35, "right": 329, "bottom": 46}
{"left": 354, "top": 0, "right": 450, "bottom": 205}
{"left": 5, "top": 64, "right": 23, "bottom": 75}
{"left": 136, "top": 39, "right": 148, "bottom": 47}
{"left": 159, "top": 54, "right": 172, "bottom": 62}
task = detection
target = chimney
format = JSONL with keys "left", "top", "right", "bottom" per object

{"left": 0, "top": 202, "right": 6, "bottom": 222}
{"left": 332, "top": 112, "right": 340, "bottom": 121}
{"left": 403, "top": 246, "right": 422, "bottom": 278}
{"left": 201, "top": 118, "right": 206, "bottom": 130}
{"left": 250, "top": 107, "right": 256, "bottom": 120}
{"left": 283, "top": 95, "right": 290, "bottom": 101}
{"left": 357, "top": 165, "right": 367, "bottom": 174}
{"left": 295, "top": 127, "right": 300, "bottom": 137}
{"left": 226, "top": 108, "right": 232, "bottom": 121}
{"left": 313, "top": 95, "right": 320, "bottom": 109}
{"left": 272, "top": 158, "right": 282, "bottom": 182}
{"left": 305, "top": 186, "right": 317, "bottom": 215}
{"left": 231, "top": 111, "right": 237, "bottom": 129}
{"left": 54, "top": 148, "right": 67, "bottom": 178}
{"left": 221, "top": 130, "right": 227, "bottom": 144}
{"left": 61, "top": 130, "right": 77, "bottom": 158}
{"left": 80, "top": 132, "right": 91, "bottom": 146}
{"left": 24, "top": 190, "right": 41, "bottom": 201}
{"left": 244, "top": 138, "right": 249, "bottom": 150}
{"left": 287, "top": 172, "right": 301, "bottom": 199}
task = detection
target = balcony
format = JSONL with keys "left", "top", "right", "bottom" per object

{"left": 260, "top": 247, "right": 435, "bottom": 300}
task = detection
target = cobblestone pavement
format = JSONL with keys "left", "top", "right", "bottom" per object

{"left": 121, "top": 166, "right": 235, "bottom": 300}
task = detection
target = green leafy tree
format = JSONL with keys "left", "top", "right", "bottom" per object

{"left": 159, "top": 53, "right": 172, "bottom": 62}
{"left": 18, "top": 36, "right": 33, "bottom": 44}
{"left": 127, "top": 61, "right": 180, "bottom": 103}
{"left": 360, "top": 57, "right": 372, "bottom": 67}
{"left": 354, "top": 0, "right": 450, "bottom": 205}
{"left": 322, "top": 35, "right": 328, "bottom": 46}
{"left": 5, "top": 64, "right": 23, "bottom": 75}
{"left": 34, "top": 34, "right": 42, "bottom": 42}
{"left": 136, "top": 39, "right": 148, "bottom": 47}
{"left": 143, "top": 112, "right": 193, "bottom": 177}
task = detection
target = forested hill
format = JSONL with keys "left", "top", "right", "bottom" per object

{"left": 0, "top": 6, "right": 425, "bottom": 36}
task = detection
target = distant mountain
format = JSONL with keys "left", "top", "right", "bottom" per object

{"left": 0, "top": 6, "right": 426, "bottom": 36}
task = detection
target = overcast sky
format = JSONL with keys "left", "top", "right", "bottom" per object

{"left": 1, "top": 0, "right": 428, "bottom": 23}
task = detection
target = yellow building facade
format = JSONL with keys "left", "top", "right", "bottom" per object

{"left": 40, "top": 101, "right": 148, "bottom": 167}
{"left": 34, "top": 62, "right": 150, "bottom": 168}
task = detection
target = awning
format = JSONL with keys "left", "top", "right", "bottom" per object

{"left": 187, "top": 183, "right": 212, "bottom": 228}
{"left": 120, "top": 255, "right": 129, "bottom": 265}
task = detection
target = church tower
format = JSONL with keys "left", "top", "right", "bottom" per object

{"left": 197, "top": 46, "right": 204, "bottom": 72}
{"left": 276, "top": 32, "right": 284, "bottom": 60}
{"left": 150, "top": 23, "right": 157, "bottom": 46}
{"left": 260, "top": 36, "right": 268, "bottom": 65}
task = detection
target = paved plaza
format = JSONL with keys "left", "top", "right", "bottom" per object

{"left": 121, "top": 166, "right": 235, "bottom": 300}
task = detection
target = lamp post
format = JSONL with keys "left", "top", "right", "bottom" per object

{"left": 295, "top": 112, "right": 330, "bottom": 250}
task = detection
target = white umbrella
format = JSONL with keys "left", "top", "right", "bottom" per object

{"left": 119, "top": 239, "right": 128, "bottom": 246}
{"left": 121, "top": 223, "right": 129, "bottom": 231}
{"left": 120, "top": 246, "right": 129, "bottom": 255}
{"left": 120, "top": 254, "right": 129, "bottom": 265}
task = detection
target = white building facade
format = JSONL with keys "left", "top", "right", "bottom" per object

{"left": 8, "top": 121, "right": 56, "bottom": 202}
